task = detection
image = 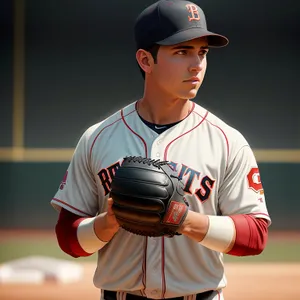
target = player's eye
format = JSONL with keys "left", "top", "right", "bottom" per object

{"left": 199, "top": 50, "right": 209, "bottom": 56}
{"left": 175, "top": 50, "right": 187, "bottom": 55}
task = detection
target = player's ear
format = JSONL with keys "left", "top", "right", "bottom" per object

{"left": 136, "top": 49, "right": 153, "bottom": 75}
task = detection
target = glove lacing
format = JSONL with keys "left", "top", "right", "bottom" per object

{"left": 125, "top": 156, "right": 169, "bottom": 169}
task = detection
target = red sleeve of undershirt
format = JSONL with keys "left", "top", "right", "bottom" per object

{"left": 227, "top": 214, "right": 269, "bottom": 256}
{"left": 55, "top": 208, "right": 93, "bottom": 258}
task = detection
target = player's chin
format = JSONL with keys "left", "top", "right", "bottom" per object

{"left": 180, "top": 88, "right": 199, "bottom": 100}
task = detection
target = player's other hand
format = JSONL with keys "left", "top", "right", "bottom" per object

{"left": 94, "top": 197, "right": 120, "bottom": 242}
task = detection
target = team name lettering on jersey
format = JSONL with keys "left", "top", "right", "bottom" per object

{"left": 169, "top": 162, "right": 215, "bottom": 202}
{"left": 98, "top": 160, "right": 215, "bottom": 202}
{"left": 98, "top": 161, "right": 121, "bottom": 194}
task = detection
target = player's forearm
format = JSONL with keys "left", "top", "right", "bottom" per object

{"left": 73, "top": 198, "right": 120, "bottom": 255}
{"left": 227, "top": 215, "right": 269, "bottom": 256}
{"left": 179, "top": 211, "right": 268, "bottom": 256}
{"left": 93, "top": 212, "right": 119, "bottom": 242}
{"left": 76, "top": 211, "right": 119, "bottom": 254}
{"left": 55, "top": 208, "right": 118, "bottom": 258}
{"left": 55, "top": 208, "right": 95, "bottom": 258}
{"left": 179, "top": 210, "right": 210, "bottom": 241}
{"left": 179, "top": 211, "right": 235, "bottom": 253}
{"left": 93, "top": 197, "right": 120, "bottom": 242}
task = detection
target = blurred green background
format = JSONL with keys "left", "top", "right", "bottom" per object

{"left": 1, "top": 233, "right": 299, "bottom": 264}
{"left": 1, "top": 0, "right": 299, "bottom": 265}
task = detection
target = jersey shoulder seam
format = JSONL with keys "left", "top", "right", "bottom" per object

{"left": 200, "top": 112, "right": 231, "bottom": 168}
{"left": 89, "top": 107, "right": 136, "bottom": 160}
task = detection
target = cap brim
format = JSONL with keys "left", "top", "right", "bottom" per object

{"left": 156, "top": 27, "right": 229, "bottom": 48}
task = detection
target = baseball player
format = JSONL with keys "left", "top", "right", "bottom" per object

{"left": 51, "top": 1, "right": 271, "bottom": 300}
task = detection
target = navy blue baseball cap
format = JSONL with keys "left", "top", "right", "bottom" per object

{"left": 134, "top": 0, "right": 229, "bottom": 50}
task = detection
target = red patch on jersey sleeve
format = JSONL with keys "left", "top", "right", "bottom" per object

{"left": 59, "top": 170, "right": 68, "bottom": 190}
{"left": 247, "top": 168, "right": 263, "bottom": 193}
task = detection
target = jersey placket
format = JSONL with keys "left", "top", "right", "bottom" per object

{"left": 150, "top": 136, "right": 164, "bottom": 160}
{"left": 141, "top": 137, "right": 167, "bottom": 298}
{"left": 143, "top": 236, "right": 164, "bottom": 298}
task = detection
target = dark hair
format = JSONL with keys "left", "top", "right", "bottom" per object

{"left": 138, "top": 44, "right": 160, "bottom": 79}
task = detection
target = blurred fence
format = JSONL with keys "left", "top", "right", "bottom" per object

{"left": 1, "top": 0, "right": 299, "bottom": 230}
{"left": 1, "top": 161, "right": 299, "bottom": 230}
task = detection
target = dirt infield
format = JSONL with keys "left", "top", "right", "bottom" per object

{"left": 0, "top": 262, "right": 299, "bottom": 300}
{"left": 0, "top": 230, "right": 299, "bottom": 300}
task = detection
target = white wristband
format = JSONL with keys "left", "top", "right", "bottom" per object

{"left": 200, "top": 216, "right": 235, "bottom": 253}
{"left": 77, "top": 217, "right": 108, "bottom": 253}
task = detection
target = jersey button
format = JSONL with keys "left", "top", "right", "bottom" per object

{"left": 156, "top": 153, "right": 160, "bottom": 157}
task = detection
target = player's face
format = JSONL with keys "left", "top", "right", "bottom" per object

{"left": 152, "top": 37, "right": 208, "bottom": 99}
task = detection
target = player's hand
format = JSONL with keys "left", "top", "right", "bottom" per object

{"left": 94, "top": 198, "right": 120, "bottom": 242}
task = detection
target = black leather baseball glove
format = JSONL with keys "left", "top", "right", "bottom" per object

{"left": 110, "top": 156, "right": 189, "bottom": 237}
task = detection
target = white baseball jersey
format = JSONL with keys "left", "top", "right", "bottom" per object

{"left": 51, "top": 101, "right": 271, "bottom": 299}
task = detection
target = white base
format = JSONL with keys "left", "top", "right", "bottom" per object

{"left": 0, "top": 256, "right": 84, "bottom": 284}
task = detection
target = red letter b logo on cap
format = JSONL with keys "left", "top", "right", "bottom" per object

{"left": 186, "top": 4, "right": 200, "bottom": 21}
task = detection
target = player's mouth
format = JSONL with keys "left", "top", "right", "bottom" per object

{"left": 183, "top": 77, "right": 200, "bottom": 84}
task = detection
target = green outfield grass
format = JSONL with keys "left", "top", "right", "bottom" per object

{"left": 225, "top": 240, "right": 300, "bottom": 262}
{"left": 0, "top": 237, "right": 299, "bottom": 264}
{"left": 0, "top": 238, "right": 96, "bottom": 263}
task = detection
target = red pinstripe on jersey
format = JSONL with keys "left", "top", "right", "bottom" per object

{"left": 161, "top": 237, "right": 166, "bottom": 298}
{"left": 205, "top": 120, "right": 229, "bottom": 170}
{"left": 249, "top": 212, "right": 270, "bottom": 219}
{"left": 163, "top": 110, "right": 208, "bottom": 161}
{"left": 120, "top": 104, "right": 149, "bottom": 293}
{"left": 141, "top": 238, "right": 148, "bottom": 297}
{"left": 89, "top": 109, "right": 136, "bottom": 161}
{"left": 162, "top": 105, "right": 206, "bottom": 298}
{"left": 116, "top": 291, "right": 126, "bottom": 300}
{"left": 52, "top": 198, "right": 92, "bottom": 216}
{"left": 193, "top": 111, "right": 230, "bottom": 169}
{"left": 121, "top": 108, "right": 148, "bottom": 157}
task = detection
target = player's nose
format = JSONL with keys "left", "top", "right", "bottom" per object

{"left": 188, "top": 56, "right": 205, "bottom": 73}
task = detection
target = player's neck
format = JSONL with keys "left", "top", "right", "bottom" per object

{"left": 137, "top": 95, "right": 192, "bottom": 125}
